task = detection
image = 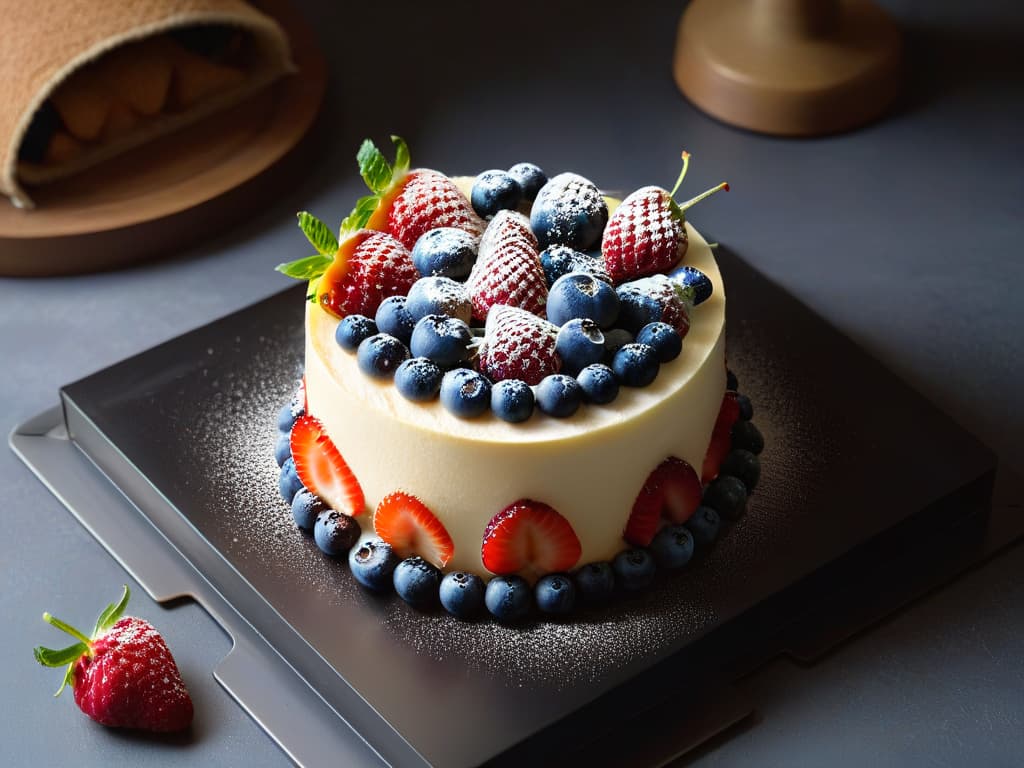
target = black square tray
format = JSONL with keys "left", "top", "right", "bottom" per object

{"left": 12, "top": 248, "right": 1021, "bottom": 767}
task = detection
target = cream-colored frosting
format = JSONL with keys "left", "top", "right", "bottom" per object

{"left": 304, "top": 223, "right": 726, "bottom": 575}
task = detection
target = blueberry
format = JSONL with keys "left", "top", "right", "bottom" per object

{"left": 611, "top": 343, "right": 660, "bottom": 387}
{"left": 348, "top": 538, "right": 400, "bottom": 592}
{"left": 602, "top": 328, "right": 635, "bottom": 360}
{"left": 685, "top": 505, "right": 721, "bottom": 548}
{"left": 314, "top": 509, "right": 360, "bottom": 556}
{"left": 278, "top": 458, "right": 303, "bottom": 503}
{"left": 484, "top": 575, "right": 532, "bottom": 622}
{"left": 615, "top": 289, "right": 664, "bottom": 334}
{"left": 335, "top": 314, "right": 378, "bottom": 352}
{"left": 636, "top": 322, "right": 682, "bottom": 363}
{"left": 356, "top": 333, "right": 410, "bottom": 379}
{"left": 472, "top": 169, "right": 523, "bottom": 219}
{"left": 411, "top": 227, "right": 478, "bottom": 279}
{"left": 720, "top": 449, "right": 760, "bottom": 491}
{"left": 573, "top": 561, "right": 616, "bottom": 604}
{"left": 291, "top": 488, "right": 326, "bottom": 531}
{"left": 731, "top": 420, "right": 764, "bottom": 454}
{"left": 703, "top": 475, "right": 748, "bottom": 520}
{"left": 612, "top": 548, "right": 656, "bottom": 591}
{"left": 650, "top": 525, "right": 695, "bottom": 570}
{"left": 393, "top": 556, "right": 442, "bottom": 608}
{"left": 277, "top": 394, "right": 304, "bottom": 432}
{"left": 530, "top": 172, "right": 608, "bottom": 251}
{"left": 726, "top": 368, "right": 739, "bottom": 392}
{"left": 666, "top": 264, "right": 713, "bottom": 306}
{"left": 439, "top": 571, "right": 486, "bottom": 620}
{"left": 409, "top": 314, "right": 473, "bottom": 367}
{"left": 274, "top": 431, "right": 291, "bottom": 467}
{"left": 374, "top": 296, "right": 416, "bottom": 345}
{"left": 535, "top": 573, "right": 577, "bottom": 615}
{"left": 735, "top": 393, "right": 754, "bottom": 421}
{"left": 491, "top": 378, "right": 535, "bottom": 423}
{"left": 440, "top": 368, "right": 492, "bottom": 418}
{"left": 577, "top": 363, "right": 619, "bottom": 404}
{"left": 394, "top": 357, "right": 444, "bottom": 402}
{"left": 405, "top": 276, "right": 472, "bottom": 324}
{"left": 547, "top": 272, "right": 620, "bottom": 328}
{"left": 555, "top": 318, "right": 606, "bottom": 376}
{"left": 539, "top": 245, "right": 610, "bottom": 287}
{"left": 508, "top": 162, "right": 547, "bottom": 202}
{"left": 536, "top": 374, "right": 583, "bottom": 418}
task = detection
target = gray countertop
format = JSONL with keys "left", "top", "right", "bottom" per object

{"left": 3, "top": 0, "right": 1022, "bottom": 765}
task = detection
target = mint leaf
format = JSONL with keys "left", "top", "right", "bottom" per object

{"left": 276, "top": 254, "right": 333, "bottom": 280}
{"left": 391, "top": 135, "right": 410, "bottom": 177}
{"left": 92, "top": 585, "right": 130, "bottom": 638}
{"left": 297, "top": 212, "right": 339, "bottom": 256}
{"left": 340, "top": 193, "right": 380, "bottom": 236}
{"left": 33, "top": 642, "right": 88, "bottom": 668}
{"left": 357, "top": 139, "right": 393, "bottom": 194}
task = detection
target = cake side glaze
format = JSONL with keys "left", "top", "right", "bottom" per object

{"left": 305, "top": 223, "right": 726, "bottom": 575}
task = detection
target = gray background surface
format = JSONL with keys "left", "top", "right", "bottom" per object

{"left": 2, "top": 0, "right": 1022, "bottom": 765}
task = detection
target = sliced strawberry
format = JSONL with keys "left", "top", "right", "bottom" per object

{"left": 702, "top": 392, "right": 742, "bottom": 483}
{"left": 481, "top": 500, "right": 581, "bottom": 577}
{"left": 289, "top": 415, "right": 366, "bottom": 516}
{"left": 317, "top": 229, "right": 418, "bottom": 319}
{"left": 624, "top": 481, "right": 662, "bottom": 547}
{"left": 477, "top": 305, "right": 561, "bottom": 385}
{"left": 654, "top": 457, "right": 702, "bottom": 524}
{"left": 467, "top": 210, "right": 548, "bottom": 322}
{"left": 374, "top": 491, "right": 454, "bottom": 568}
{"left": 625, "top": 456, "right": 702, "bottom": 544}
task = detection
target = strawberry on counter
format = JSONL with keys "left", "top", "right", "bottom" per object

{"left": 33, "top": 586, "right": 193, "bottom": 732}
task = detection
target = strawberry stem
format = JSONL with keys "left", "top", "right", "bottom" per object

{"left": 679, "top": 182, "right": 730, "bottom": 212}
{"left": 42, "top": 612, "right": 93, "bottom": 653}
{"left": 668, "top": 151, "right": 691, "bottom": 199}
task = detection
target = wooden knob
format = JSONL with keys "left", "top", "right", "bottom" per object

{"left": 673, "top": 0, "right": 902, "bottom": 136}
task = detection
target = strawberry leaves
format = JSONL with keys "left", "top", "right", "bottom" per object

{"left": 277, "top": 212, "right": 338, "bottom": 281}
{"left": 277, "top": 253, "right": 333, "bottom": 280}
{"left": 92, "top": 584, "right": 130, "bottom": 638}
{"left": 34, "top": 585, "right": 132, "bottom": 697}
{"left": 297, "top": 211, "right": 339, "bottom": 255}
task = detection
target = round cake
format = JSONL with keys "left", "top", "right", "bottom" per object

{"left": 275, "top": 137, "right": 761, "bottom": 620}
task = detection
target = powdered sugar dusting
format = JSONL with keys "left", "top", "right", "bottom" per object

{"left": 468, "top": 211, "right": 548, "bottom": 321}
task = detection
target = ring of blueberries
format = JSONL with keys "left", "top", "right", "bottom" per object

{"left": 275, "top": 371, "right": 764, "bottom": 622}
{"left": 330, "top": 162, "right": 716, "bottom": 423}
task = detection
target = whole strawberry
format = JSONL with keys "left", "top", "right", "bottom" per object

{"left": 357, "top": 136, "right": 484, "bottom": 249}
{"left": 276, "top": 211, "right": 418, "bottom": 319}
{"left": 467, "top": 210, "right": 548, "bottom": 322}
{"left": 34, "top": 586, "right": 193, "bottom": 732}
{"left": 478, "top": 305, "right": 561, "bottom": 386}
{"left": 602, "top": 152, "right": 728, "bottom": 284}
{"left": 315, "top": 229, "right": 418, "bottom": 318}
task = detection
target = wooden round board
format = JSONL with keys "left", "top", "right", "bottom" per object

{"left": 0, "top": 0, "right": 326, "bottom": 276}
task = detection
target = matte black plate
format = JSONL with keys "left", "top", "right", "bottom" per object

{"left": 50, "top": 248, "right": 1006, "bottom": 767}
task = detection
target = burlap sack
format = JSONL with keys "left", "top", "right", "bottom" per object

{"left": 0, "top": 0, "right": 294, "bottom": 208}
